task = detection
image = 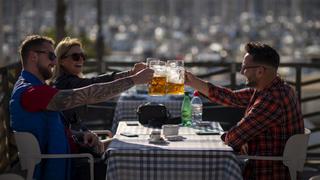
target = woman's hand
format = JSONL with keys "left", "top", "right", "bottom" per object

{"left": 83, "top": 131, "right": 99, "bottom": 147}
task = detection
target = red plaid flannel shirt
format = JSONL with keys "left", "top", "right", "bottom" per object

{"left": 207, "top": 76, "right": 304, "bottom": 180}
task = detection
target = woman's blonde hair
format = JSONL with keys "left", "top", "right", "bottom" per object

{"left": 49, "top": 37, "right": 83, "bottom": 85}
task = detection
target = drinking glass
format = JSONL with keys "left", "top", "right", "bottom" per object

{"left": 148, "top": 59, "right": 167, "bottom": 96}
{"left": 166, "top": 60, "right": 184, "bottom": 95}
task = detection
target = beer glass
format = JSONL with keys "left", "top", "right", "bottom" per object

{"left": 148, "top": 59, "right": 167, "bottom": 96}
{"left": 166, "top": 60, "right": 184, "bottom": 95}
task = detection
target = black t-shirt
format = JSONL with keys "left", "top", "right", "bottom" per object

{"left": 54, "top": 72, "right": 115, "bottom": 130}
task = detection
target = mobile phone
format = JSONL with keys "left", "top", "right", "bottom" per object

{"left": 120, "top": 132, "right": 139, "bottom": 137}
{"left": 195, "top": 130, "right": 220, "bottom": 135}
{"left": 126, "top": 122, "right": 139, "bottom": 126}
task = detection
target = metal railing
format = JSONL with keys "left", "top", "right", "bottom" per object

{"left": 0, "top": 62, "right": 21, "bottom": 173}
{"left": 86, "top": 60, "right": 320, "bottom": 112}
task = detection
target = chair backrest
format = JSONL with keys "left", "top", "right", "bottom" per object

{"left": 309, "top": 175, "right": 320, "bottom": 180}
{"left": 13, "top": 131, "right": 42, "bottom": 170}
{"left": 0, "top": 173, "right": 25, "bottom": 180}
{"left": 202, "top": 105, "right": 245, "bottom": 131}
{"left": 82, "top": 101, "right": 117, "bottom": 130}
{"left": 283, "top": 128, "right": 311, "bottom": 172}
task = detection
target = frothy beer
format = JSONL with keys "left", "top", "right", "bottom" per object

{"left": 148, "top": 60, "right": 167, "bottom": 96}
{"left": 166, "top": 60, "right": 184, "bottom": 95}
{"left": 148, "top": 76, "right": 167, "bottom": 95}
{"left": 166, "top": 82, "right": 184, "bottom": 95}
{"left": 147, "top": 59, "right": 185, "bottom": 96}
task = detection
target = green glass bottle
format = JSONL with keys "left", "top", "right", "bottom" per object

{"left": 181, "top": 92, "right": 192, "bottom": 126}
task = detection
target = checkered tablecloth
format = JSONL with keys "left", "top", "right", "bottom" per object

{"left": 111, "top": 93, "right": 183, "bottom": 133}
{"left": 115, "top": 121, "right": 223, "bottom": 136}
{"left": 105, "top": 122, "right": 243, "bottom": 180}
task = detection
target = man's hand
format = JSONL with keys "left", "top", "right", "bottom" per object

{"left": 184, "top": 70, "right": 195, "bottom": 87}
{"left": 240, "top": 143, "right": 248, "bottom": 155}
{"left": 184, "top": 70, "right": 210, "bottom": 97}
{"left": 83, "top": 131, "right": 99, "bottom": 147}
{"left": 131, "top": 62, "right": 147, "bottom": 75}
{"left": 131, "top": 68, "right": 154, "bottom": 85}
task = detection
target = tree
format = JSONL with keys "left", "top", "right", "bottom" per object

{"left": 56, "top": 0, "right": 67, "bottom": 42}
{"left": 96, "top": 0, "right": 105, "bottom": 73}
{"left": 0, "top": 0, "right": 3, "bottom": 65}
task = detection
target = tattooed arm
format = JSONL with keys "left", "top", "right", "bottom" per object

{"left": 47, "top": 68, "right": 153, "bottom": 111}
{"left": 113, "top": 70, "right": 132, "bottom": 79}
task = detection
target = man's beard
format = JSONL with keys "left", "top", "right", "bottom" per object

{"left": 245, "top": 78, "right": 257, "bottom": 87}
{"left": 37, "top": 63, "right": 52, "bottom": 80}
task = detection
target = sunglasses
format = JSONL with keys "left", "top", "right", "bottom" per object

{"left": 34, "top": 50, "right": 57, "bottom": 61}
{"left": 241, "top": 65, "right": 261, "bottom": 71}
{"left": 62, "top": 53, "right": 86, "bottom": 62}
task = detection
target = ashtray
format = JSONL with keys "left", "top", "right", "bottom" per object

{"left": 165, "top": 135, "right": 184, "bottom": 141}
{"left": 148, "top": 137, "right": 167, "bottom": 144}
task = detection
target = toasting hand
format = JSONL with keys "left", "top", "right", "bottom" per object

{"left": 131, "top": 68, "right": 154, "bottom": 85}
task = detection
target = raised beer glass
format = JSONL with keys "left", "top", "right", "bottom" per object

{"left": 148, "top": 60, "right": 167, "bottom": 96}
{"left": 166, "top": 60, "right": 184, "bottom": 95}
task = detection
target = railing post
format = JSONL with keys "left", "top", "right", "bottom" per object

{"left": 295, "top": 66, "right": 302, "bottom": 101}
{"left": 230, "top": 62, "right": 236, "bottom": 89}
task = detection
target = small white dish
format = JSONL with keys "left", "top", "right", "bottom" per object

{"left": 162, "top": 125, "right": 179, "bottom": 137}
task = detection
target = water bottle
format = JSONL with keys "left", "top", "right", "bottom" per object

{"left": 181, "top": 92, "right": 192, "bottom": 126}
{"left": 191, "top": 91, "right": 203, "bottom": 126}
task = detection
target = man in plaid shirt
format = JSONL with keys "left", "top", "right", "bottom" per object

{"left": 185, "top": 42, "right": 304, "bottom": 180}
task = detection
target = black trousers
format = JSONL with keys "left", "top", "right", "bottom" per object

{"left": 71, "top": 158, "right": 106, "bottom": 180}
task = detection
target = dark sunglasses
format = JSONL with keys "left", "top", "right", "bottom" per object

{"left": 240, "top": 65, "right": 262, "bottom": 71}
{"left": 62, "top": 53, "right": 86, "bottom": 62}
{"left": 34, "top": 50, "right": 57, "bottom": 61}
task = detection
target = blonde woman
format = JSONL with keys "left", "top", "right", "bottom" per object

{"left": 53, "top": 37, "right": 146, "bottom": 129}
{"left": 52, "top": 37, "right": 147, "bottom": 180}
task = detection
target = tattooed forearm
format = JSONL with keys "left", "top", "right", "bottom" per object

{"left": 47, "top": 77, "right": 134, "bottom": 111}
{"left": 113, "top": 70, "right": 131, "bottom": 79}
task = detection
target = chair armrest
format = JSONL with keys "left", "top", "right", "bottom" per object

{"left": 22, "top": 153, "right": 94, "bottom": 162}
{"left": 87, "top": 104, "right": 115, "bottom": 110}
{"left": 92, "top": 130, "right": 113, "bottom": 137}
{"left": 237, "top": 155, "right": 283, "bottom": 161}
{"left": 39, "top": 153, "right": 94, "bottom": 163}
{"left": 40, "top": 153, "right": 94, "bottom": 180}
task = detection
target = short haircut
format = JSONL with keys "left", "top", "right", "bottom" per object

{"left": 245, "top": 42, "right": 280, "bottom": 69}
{"left": 19, "top": 35, "right": 55, "bottom": 66}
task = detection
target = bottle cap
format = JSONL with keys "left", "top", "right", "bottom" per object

{"left": 193, "top": 90, "right": 200, "bottom": 96}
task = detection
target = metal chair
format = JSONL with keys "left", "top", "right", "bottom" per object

{"left": 82, "top": 102, "right": 117, "bottom": 130}
{"left": 237, "top": 128, "right": 311, "bottom": 180}
{"left": 0, "top": 173, "right": 25, "bottom": 180}
{"left": 14, "top": 131, "right": 94, "bottom": 180}
{"left": 310, "top": 175, "right": 320, "bottom": 180}
{"left": 202, "top": 105, "right": 245, "bottom": 131}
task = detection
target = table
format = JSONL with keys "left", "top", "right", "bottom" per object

{"left": 105, "top": 121, "right": 243, "bottom": 180}
{"left": 111, "top": 93, "right": 183, "bottom": 133}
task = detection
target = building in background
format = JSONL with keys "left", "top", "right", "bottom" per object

{"left": 1, "top": 0, "right": 320, "bottom": 65}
